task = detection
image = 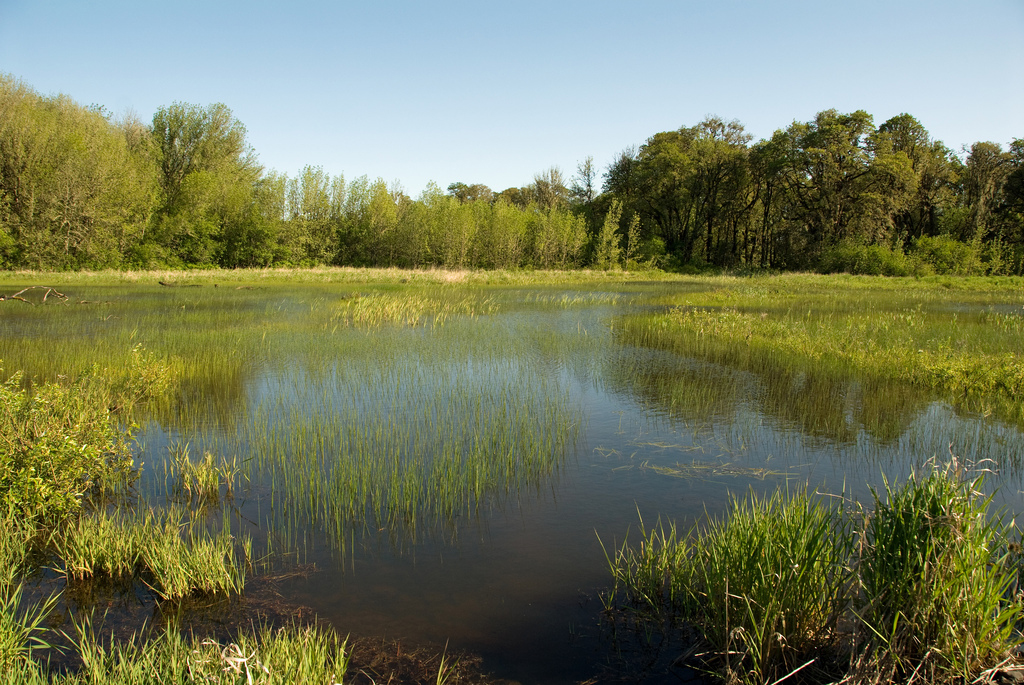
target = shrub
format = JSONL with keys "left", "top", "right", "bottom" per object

{"left": 0, "top": 346, "right": 173, "bottom": 520}
{"left": 0, "top": 370, "right": 135, "bottom": 519}
{"left": 818, "top": 240, "right": 910, "bottom": 276}
{"left": 911, "top": 235, "right": 984, "bottom": 276}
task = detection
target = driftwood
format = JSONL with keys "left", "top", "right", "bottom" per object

{"left": 0, "top": 286, "right": 69, "bottom": 305}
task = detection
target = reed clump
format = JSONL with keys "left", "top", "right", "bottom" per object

{"left": 53, "top": 506, "right": 249, "bottom": 600}
{"left": 330, "top": 290, "right": 498, "bottom": 329}
{"left": 165, "top": 444, "right": 239, "bottom": 505}
{"left": 604, "top": 462, "right": 1023, "bottom": 684}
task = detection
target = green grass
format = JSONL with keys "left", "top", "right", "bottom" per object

{"left": 163, "top": 443, "right": 240, "bottom": 506}
{"left": 604, "top": 462, "right": 1023, "bottom": 685}
{"left": 855, "top": 461, "right": 1020, "bottom": 683}
{"left": 6, "top": 620, "right": 349, "bottom": 685}
{"left": 615, "top": 274, "right": 1024, "bottom": 427}
{"left": 2, "top": 269, "right": 1022, "bottom": 683}
{"left": 53, "top": 506, "right": 249, "bottom": 600}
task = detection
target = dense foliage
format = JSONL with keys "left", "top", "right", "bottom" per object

{"left": 0, "top": 346, "right": 170, "bottom": 519}
{"left": 1, "top": 74, "right": 1021, "bottom": 273}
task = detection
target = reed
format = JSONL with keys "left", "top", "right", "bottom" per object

{"left": 53, "top": 506, "right": 249, "bottom": 600}
{"left": 855, "top": 461, "right": 1021, "bottom": 683}
{"left": 604, "top": 463, "right": 1023, "bottom": 684}
{"left": 5, "top": 619, "right": 349, "bottom": 685}
{"left": 164, "top": 443, "right": 239, "bottom": 505}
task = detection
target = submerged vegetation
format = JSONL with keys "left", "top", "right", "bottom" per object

{"left": 604, "top": 461, "right": 1024, "bottom": 684}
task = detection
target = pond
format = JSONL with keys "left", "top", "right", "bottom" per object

{"left": 4, "top": 278, "right": 1023, "bottom": 683}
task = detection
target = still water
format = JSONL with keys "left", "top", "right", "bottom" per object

{"left": 14, "top": 282, "right": 1023, "bottom": 683}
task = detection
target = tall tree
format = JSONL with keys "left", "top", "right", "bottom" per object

{"left": 775, "top": 109, "right": 914, "bottom": 259}
{"left": 877, "top": 114, "right": 957, "bottom": 241}
{"left": 149, "top": 102, "right": 262, "bottom": 265}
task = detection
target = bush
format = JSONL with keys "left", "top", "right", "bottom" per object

{"left": 0, "top": 347, "right": 169, "bottom": 520}
{"left": 0, "top": 371, "right": 135, "bottom": 519}
{"left": 911, "top": 235, "right": 985, "bottom": 275}
{"left": 818, "top": 240, "right": 911, "bottom": 276}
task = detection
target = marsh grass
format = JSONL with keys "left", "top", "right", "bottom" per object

{"left": 330, "top": 290, "right": 499, "bottom": 328}
{"left": 0, "top": 265, "right": 685, "bottom": 288}
{"left": 616, "top": 276, "right": 1024, "bottom": 425}
{"left": 4, "top": 618, "right": 350, "bottom": 685}
{"left": 853, "top": 461, "right": 1021, "bottom": 683}
{"left": 54, "top": 506, "right": 249, "bottom": 600}
{"left": 164, "top": 444, "right": 239, "bottom": 505}
{"left": 605, "top": 463, "right": 1023, "bottom": 684}
{"left": 0, "top": 585, "right": 58, "bottom": 673}
{"left": 0, "top": 506, "right": 59, "bottom": 672}
{"left": 231, "top": 360, "right": 581, "bottom": 547}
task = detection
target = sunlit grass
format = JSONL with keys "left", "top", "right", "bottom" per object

{"left": 604, "top": 462, "right": 1023, "bottom": 685}
{"left": 616, "top": 275, "right": 1024, "bottom": 427}
{"left": 6, "top": 619, "right": 349, "bottom": 685}
{"left": 53, "top": 505, "right": 249, "bottom": 600}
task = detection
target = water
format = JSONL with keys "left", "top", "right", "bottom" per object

{"left": 6, "top": 281, "right": 1024, "bottom": 682}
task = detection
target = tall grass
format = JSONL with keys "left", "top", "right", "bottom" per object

{"left": 6, "top": 620, "right": 349, "bottom": 685}
{"left": 0, "top": 506, "right": 58, "bottom": 672}
{"left": 855, "top": 462, "right": 1020, "bottom": 683}
{"left": 604, "top": 463, "right": 1023, "bottom": 684}
{"left": 53, "top": 506, "right": 249, "bottom": 600}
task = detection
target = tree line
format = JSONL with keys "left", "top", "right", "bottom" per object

{"left": 1, "top": 73, "right": 1021, "bottom": 273}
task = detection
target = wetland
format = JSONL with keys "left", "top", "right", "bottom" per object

{"left": 1, "top": 269, "right": 1023, "bottom": 684}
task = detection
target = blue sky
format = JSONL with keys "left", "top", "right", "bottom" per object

{"left": 2, "top": 0, "right": 1022, "bottom": 196}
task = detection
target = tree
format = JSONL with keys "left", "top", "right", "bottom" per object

{"left": 961, "top": 141, "right": 1011, "bottom": 242}
{"left": 446, "top": 182, "right": 494, "bottom": 204}
{"left": 593, "top": 198, "right": 623, "bottom": 270}
{"left": 0, "top": 75, "right": 157, "bottom": 269}
{"left": 775, "top": 109, "right": 914, "bottom": 259}
{"left": 877, "top": 114, "right": 957, "bottom": 241}
{"left": 148, "top": 102, "right": 262, "bottom": 265}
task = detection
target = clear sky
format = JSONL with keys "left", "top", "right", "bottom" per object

{"left": 2, "top": 0, "right": 1022, "bottom": 197}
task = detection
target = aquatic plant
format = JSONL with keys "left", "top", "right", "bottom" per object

{"left": 54, "top": 506, "right": 249, "bottom": 600}
{"left": 604, "top": 463, "right": 1023, "bottom": 684}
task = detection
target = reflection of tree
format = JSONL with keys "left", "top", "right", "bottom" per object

{"left": 605, "top": 345, "right": 931, "bottom": 446}
{"left": 755, "top": 368, "right": 930, "bottom": 444}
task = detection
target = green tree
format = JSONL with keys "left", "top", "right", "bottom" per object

{"left": 593, "top": 198, "right": 623, "bottom": 270}
{"left": 775, "top": 109, "right": 915, "bottom": 261}
{"left": 877, "top": 114, "right": 957, "bottom": 241}
{"left": 446, "top": 182, "right": 494, "bottom": 204}
{"left": 0, "top": 75, "right": 157, "bottom": 269}
{"left": 149, "top": 102, "right": 262, "bottom": 265}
